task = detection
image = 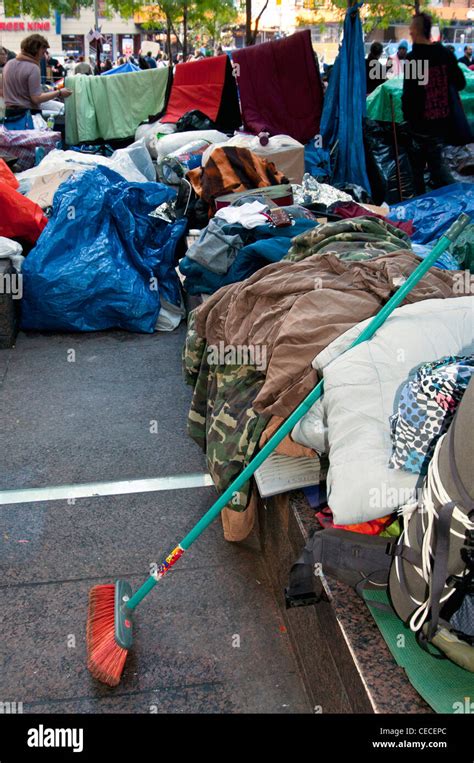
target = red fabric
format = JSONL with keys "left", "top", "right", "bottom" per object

{"left": 0, "top": 183, "right": 48, "bottom": 244}
{"left": 315, "top": 507, "right": 393, "bottom": 536}
{"left": 331, "top": 201, "right": 415, "bottom": 237}
{"left": 0, "top": 158, "right": 19, "bottom": 190}
{"left": 232, "top": 30, "right": 324, "bottom": 144}
{"left": 161, "top": 55, "right": 228, "bottom": 124}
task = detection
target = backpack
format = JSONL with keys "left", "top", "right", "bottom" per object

{"left": 388, "top": 376, "right": 474, "bottom": 671}
{"left": 285, "top": 527, "right": 394, "bottom": 609}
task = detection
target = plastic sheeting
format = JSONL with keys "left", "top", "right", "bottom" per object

{"left": 320, "top": 2, "right": 371, "bottom": 195}
{"left": 21, "top": 166, "right": 187, "bottom": 333}
{"left": 135, "top": 120, "right": 177, "bottom": 158}
{"left": 102, "top": 62, "right": 139, "bottom": 75}
{"left": 16, "top": 139, "right": 155, "bottom": 195}
{"left": 154, "top": 129, "right": 228, "bottom": 162}
{"left": 364, "top": 119, "right": 416, "bottom": 205}
{"left": 0, "top": 237, "right": 25, "bottom": 271}
{"left": 388, "top": 182, "right": 474, "bottom": 244}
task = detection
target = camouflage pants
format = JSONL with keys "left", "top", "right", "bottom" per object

{"left": 183, "top": 310, "right": 270, "bottom": 511}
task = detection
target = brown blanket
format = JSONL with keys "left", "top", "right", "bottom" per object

{"left": 194, "top": 250, "right": 462, "bottom": 419}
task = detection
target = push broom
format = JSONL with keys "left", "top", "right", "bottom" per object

{"left": 87, "top": 213, "right": 471, "bottom": 686}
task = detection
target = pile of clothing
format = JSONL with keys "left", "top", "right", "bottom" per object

{"left": 179, "top": 202, "right": 318, "bottom": 295}
{"left": 183, "top": 217, "right": 464, "bottom": 526}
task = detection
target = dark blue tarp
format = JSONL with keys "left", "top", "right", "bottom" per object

{"left": 102, "top": 62, "right": 140, "bottom": 75}
{"left": 21, "top": 166, "right": 186, "bottom": 333}
{"left": 320, "top": 2, "right": 371, "bottom": 194}
{"left": 388, "top": 183, "right": 474, "bottom": 243}
{"left": 304, "top": 143, "right": 331, "bottom": 180}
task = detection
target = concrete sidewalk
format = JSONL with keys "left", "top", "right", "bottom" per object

{"left": 0, "top": 327, "right": 310, "bottom": 713}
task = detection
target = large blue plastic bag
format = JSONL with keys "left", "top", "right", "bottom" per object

{"left": 21, "top": 166, "right": 186, "bottom": 333}
{"left": 388, "top": 183, "right": 474, "bottom": 244}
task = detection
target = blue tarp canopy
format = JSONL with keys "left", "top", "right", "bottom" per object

{"left": 102, "top": 61, "right": 139, "bottom": 75}
{"left": 320, "top": 1, "right": 371, "bottom": 194}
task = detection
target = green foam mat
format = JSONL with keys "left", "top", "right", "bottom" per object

{"left": 363, "top": 589, "right": 474, "bottom": 714}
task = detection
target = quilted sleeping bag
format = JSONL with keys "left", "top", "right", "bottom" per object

{"left": 291, "top": 296, "right": 474, "bottom": 525}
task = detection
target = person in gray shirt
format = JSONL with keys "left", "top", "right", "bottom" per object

{"left": 74, "top": 56, "right": 93, "bottom": 75}
{"left": 2, "top": 33, "right": 72, "bottom": 117}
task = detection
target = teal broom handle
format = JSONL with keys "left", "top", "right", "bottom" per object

{"left": 126, "top": 213, "right": 471, "bottom": 610}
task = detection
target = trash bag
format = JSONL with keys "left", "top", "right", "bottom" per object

{"left": 21, "top": 166, "right": 187, "bottom": 333}
{"left": 364, "top": 119, "right": 416, "bottom": 205}
{"left": 443, "top": 143, "right": 474, "bottom": 184}
{"left": 332, "top": 182, "right": 372, "bottom": 204}
{"left": 0, "top": 182, "right": 48, "bottom": 245}
{"left": 388, "top": 182, "right": 474, "bottom": 245}
{"left": 176, "top": 109, "right": 217, "bottom": 132}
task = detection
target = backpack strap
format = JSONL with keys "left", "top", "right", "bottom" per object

{"left": 423, "top": 410, "right": 474, "bottom": 642}
{"left": 426, "top": 500, "right": 457, "bottom": 642}
{"left": 447, "top": 412, "right": 474, "bottom": 516}
{"left": 388, "top": 543, "right": 422, "bottom": 568}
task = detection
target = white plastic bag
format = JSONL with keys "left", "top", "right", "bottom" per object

{"left": 111, "top": 139, "right": 156, "bottom": 182}
{"left": 154, "top": 130, "right": 228, "bottom": 162}
{"left": 16, "top": 145, "right": 150, "bottom": 194}
{"left": 0, "top": 237, "right": 25, "bottom": 272}
{"left": 32, "top": 114, "right": 48, "bottom": 131}
{"left": 155, "top": 298, "right": 185, "bottom": 332}
{"left": 135, "top": 121, "right": 177, "bottom": 158}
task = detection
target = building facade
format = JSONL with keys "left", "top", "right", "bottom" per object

{"left": 0, "top": 1, "right": 146, "bottom": 59}
{"left": 1, "top": 0, "right": 473, "bottom": 61}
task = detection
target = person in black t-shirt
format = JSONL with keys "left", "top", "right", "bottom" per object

{"left": 458, "top": 45, "right": 472, "bottom": 67}
{"left": 402, "top": 12, "right": 466, "bottom": 194}
{"left": 365, "top": 42, "right": 387, "bottom": 95}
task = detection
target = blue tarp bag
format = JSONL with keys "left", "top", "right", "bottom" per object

{"left": 389, "top": 182, "right": 474, "bottom": 244}
{"left": 21, "top": 165, "right": 186, "bottom": 333}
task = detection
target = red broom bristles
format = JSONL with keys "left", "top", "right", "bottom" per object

{"left": 86, "top": 584, "right": 128, "bottom": 687}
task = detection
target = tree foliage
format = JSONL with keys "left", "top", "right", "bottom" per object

{"left": 300, "top": 0, "right": 425, "bottom": 32}
{"left": 10, "top": 0, "right": 236, "bottom": 57}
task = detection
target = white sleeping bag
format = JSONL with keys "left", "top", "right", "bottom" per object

{"left": 291, "top": 296, "right": 474, "bottom": 525}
